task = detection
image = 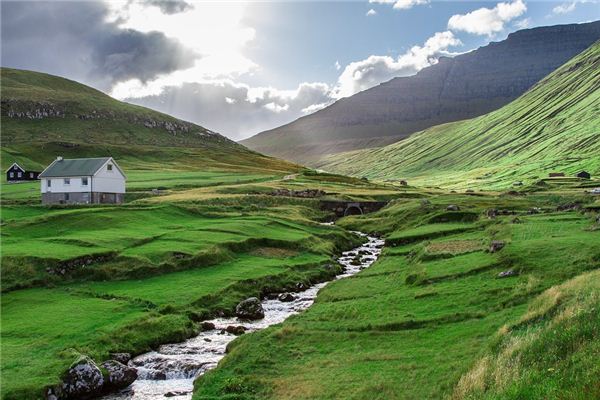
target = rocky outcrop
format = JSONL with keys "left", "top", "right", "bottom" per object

{"left": 235, "top": 297, "right": 264, "bottom": 320}
{"left": 100, "top": 360, "right": 137, "bottom": 392}
{"left": 242, "top": 21, "right": 600, "bottom": 164}
{"left": 1, "top": 99, "right": 215, "bottom": 137}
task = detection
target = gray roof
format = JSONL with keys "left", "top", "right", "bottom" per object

{"left": 39, "top": 157, "right": 112, "bottom": 177}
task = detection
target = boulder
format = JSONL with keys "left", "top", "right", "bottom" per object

{"left": 58, "top": 355, "right": 104, "bottom": 399}
{"left": 109, "top": 353, "right": 131, "bottom": 365}
{"left": 295, "top": 282, "right": 308, "bottom": 291}
{"left": 235, "top": 297, "right": 264, "bottom": 320}
{"left": 528, "top": 207, "right": 541, "bottom": 214}
{"left": 489, "top": 240, "right": 506, "bottom": 253}
{"left": 278, "top": 292, "right": 296, "bottom": 302}
{"left": 100, "top": 360, "right": 137, "bottom": 392}
{"left": 446, "top": 204, "right": 460, "bottom": 211}
{"left": 201, "top": 321, "right": 216, "bottom": 331}
{"left": 225, "top": 325, "right": 246, "bottom": 335}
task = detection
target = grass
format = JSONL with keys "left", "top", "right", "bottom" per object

{"left": 192, "top": 191, "right": 600, "bottom": 400}
{"left": 0, "top": 183, "right": 364, "bottom": 399}
{"left": 319, "top": 41, "right": 600, "bottom": 190}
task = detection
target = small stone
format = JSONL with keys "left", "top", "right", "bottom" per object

{"left": 446, "top": 204, "right": 460, "bottom": 211}
{"left": 226, "top": 325, "right": 246, "bottom": 335}
{"left": 201, "top": 321, "right": 216, "bottom": 331}
{"left": 498, "top": 270, "right": 517, "bottom": 278}
{"left": 489, "top": 240, "right": 506, "bottom": 253}
{"left": 278, "top": 292, "right": 296, "bottom": 302}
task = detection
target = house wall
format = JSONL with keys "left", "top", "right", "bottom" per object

{"left": 92, "top": 160, "right": 126, "bottom": 194}
{"left": 42, "top": 191, "right": 124, "bottom": 205}
{"left": 41, "top": 176, "right": 92, "bottom": 194}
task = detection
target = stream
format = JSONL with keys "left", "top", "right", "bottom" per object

{"left": 103, "top": 232, "right": 384, "bottom": 399}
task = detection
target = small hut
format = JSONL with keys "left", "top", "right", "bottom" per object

{"left": 576, "top": 171, "right": 591, "bottom": 179}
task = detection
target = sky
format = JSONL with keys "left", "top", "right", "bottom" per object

{"left": 2, "top": 0, "right": 599, "bottom": 140}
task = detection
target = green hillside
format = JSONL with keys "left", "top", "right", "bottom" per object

{"left": 0, "top": 68, "right": 297, "bottom": 175}
{"left": 319, "top": 41, "right": 600, "bottom": 189}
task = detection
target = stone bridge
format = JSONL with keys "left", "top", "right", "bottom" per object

{"left": 319, "top": 200, "right": 388, "bottom": 218}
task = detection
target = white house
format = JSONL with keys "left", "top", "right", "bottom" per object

{"left": 39, "top": 157, "right": 126, "bottom": 205}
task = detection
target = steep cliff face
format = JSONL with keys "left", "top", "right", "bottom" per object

{"left": 242, "top": 21, "right": 600, "bottom": 165}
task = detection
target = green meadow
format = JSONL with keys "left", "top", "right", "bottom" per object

{"left": 193, "top": 192, "right": 600, "bottom": 400}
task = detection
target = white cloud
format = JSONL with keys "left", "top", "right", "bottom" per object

{"left": 369, "top": 0, "right": 430, "bottom": 10}
{"left": 366, "top": 8, "right": 377, "bottom": 16}
{"left": 335, "top": 61, "right": 342, "bottom": 70}
{"left": 514, "top": 17, "right": 531, "bottom": 29}
{"left": 393, "top": 0, "right": 430, "bottom": 10}
{"left": 552, "top": 2, "right": 577, "bottom": 14}
{"left": 334, "top": 31, "right": 461, "bottom": 97}
{"left": 225, "top": 97, "right": 236, "bottom": 104}
{"left": 447, "top": 0, "right": 527, "bottom": 36}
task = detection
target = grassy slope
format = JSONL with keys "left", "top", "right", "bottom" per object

{"left": 0, "top": 68, "right": 298, "bottom": 175}
{"left": 193, "top": 192, "right": 600, "bottom": 400}
{"left": 0, "top": 196, "right": 363, "bottom": 399}
{"left": 319, "top": 42, "right": 600, "bottom": 189}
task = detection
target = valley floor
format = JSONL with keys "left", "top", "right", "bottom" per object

{"left": 1, "top": 170, "right": 599, "bottom": 400}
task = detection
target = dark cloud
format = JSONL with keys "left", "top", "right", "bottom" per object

{"left": 143, "top": 0, "right": 192, "bottom": 14}
{"left": 1, "top": 1, "right": 196, "bottom": 91}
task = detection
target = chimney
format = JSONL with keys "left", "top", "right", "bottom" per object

{"left": 56, "top": 156, "right": 63, "bottom": 161}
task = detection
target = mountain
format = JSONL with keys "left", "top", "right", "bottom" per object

{"left": 317, "top": 40, "right": 600, "bottom": 189}
{"left": 242, "top": 21, "right": 600, "bottom": 165}
{"left": 0, "top": 68, "right": 296, "bottom": 174}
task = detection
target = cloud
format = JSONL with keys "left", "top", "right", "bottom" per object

{"left": 121, "top": 80, "right": 334, "bottom": 140}
{"left": 1, "top": 1, "right": 196, "bottom": 91}
{"left": 335, "top": 61, "right": 342, "bottom": 70}
{"left": 514, "top": 17, "right": 531, "bottom": 29}
{"left": 334, "top": 31, "right": 462, "bottom": 97}
{"left": 142, "top": 0, "right": 192, "bottom": 15}
{"left": 369, "top": 0, "right": 430, "bottom": 10}
{"left": 551, "top": 1, "right": 595, "bottom": 16}
{"left": 447, "top": 0, "right": 527, "bottom": 36}
{"left": 366, "top": 8, "right": 377, "bottom": 16}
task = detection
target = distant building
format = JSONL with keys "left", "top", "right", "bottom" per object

{"left": 39, "top": 157, "right": 126, "bottom": 205}
{"left": 549, "top": 172, "right": 565, "bottom": 177}
{"left": 399, "top": 180, "right": 408, "bottom": 186}
{"left": 5, "top": 162, "right": 40, "bottom": 182}
{"left": 576, "top": 171, "right": 591, "bottom": 179}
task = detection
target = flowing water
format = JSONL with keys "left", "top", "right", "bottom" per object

{"left": 103, "top": 232, "right": 384, "bottom": 399}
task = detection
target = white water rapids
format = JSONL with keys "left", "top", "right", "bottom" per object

{"left": 102, "top": 232, "right": 384, "bottom": 399}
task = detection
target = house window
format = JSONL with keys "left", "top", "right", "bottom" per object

{"left": 81, "top": 177, "right": 88, "bottom": 186}
{"left": 17, "top": 172, "right": 22, "bottom": 178}
{"left": 30, "top": 172, "right": 34, "bottom": 178}
{"left": 64, "top": 193, "right": 70, "bottom": 201}
{"left": 64, "top": 178, "right": 70, "bottom": 185}
{"left": 107, "top": 164, "right": 113, "bottom": 171}
{"left": 9, "top": 172, "right": 14, "bottom": 178}
{"left": 47, "top": 179, "right": 51, "bottom": 187}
